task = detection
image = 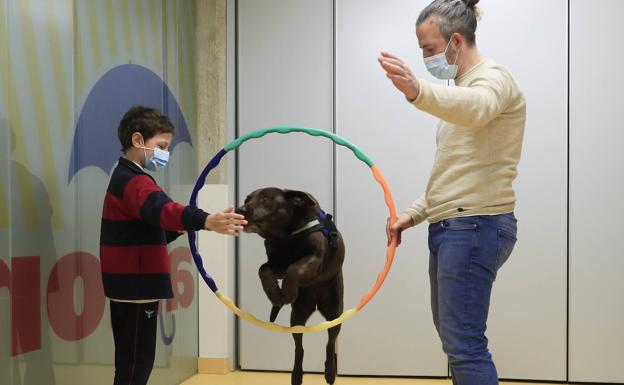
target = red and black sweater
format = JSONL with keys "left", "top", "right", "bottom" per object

{"left": 100, "top": 157, "right": 208, "bottom": 300}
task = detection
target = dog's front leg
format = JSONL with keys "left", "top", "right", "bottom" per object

{"left": 258, "top": 263, "right": 284, "bottom": 322}
{"left": 281, "top": 256, "right": 322, "bottom": 305}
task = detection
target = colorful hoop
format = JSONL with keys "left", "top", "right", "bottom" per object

{"left": 188, "top": 126, "right": 397, "bottom": 333}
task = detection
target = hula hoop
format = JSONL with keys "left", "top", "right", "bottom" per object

{"left": 188, "top": 126, "right": 397, "bottom": 333}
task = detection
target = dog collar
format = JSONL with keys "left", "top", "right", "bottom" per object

{"left": 291, "top": 219, "right": 321, "bottom": 235}
{"left": 287, "top": 212, "right": 339, "bottom": 249}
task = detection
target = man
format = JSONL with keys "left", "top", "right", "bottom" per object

{"left": 378, "top": 1, "right": 526, "bottom": 384}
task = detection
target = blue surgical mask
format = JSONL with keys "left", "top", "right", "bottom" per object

{"left": 424, "top": 38, "right": 460, "bottom": 80}
{"left": 139, "top": 143, "right": 170, "bottom": 171}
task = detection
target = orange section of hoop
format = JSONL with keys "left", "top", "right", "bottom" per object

{"left": 355, "top": 165, "right": 398, "bottom": 311}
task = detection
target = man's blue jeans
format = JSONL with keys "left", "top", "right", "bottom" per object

{"left": 428, "top": 213, "right": 517, "bottom": 385}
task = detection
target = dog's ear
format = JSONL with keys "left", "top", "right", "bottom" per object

{"left": 284, "top": 190, "right": 317, "bottom": 209}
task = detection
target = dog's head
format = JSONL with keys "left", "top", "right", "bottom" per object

{"left": 235, "top": 188, "right": 320, "bottom": 239}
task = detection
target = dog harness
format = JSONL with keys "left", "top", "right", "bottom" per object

{"left": 290, "top": 211, "right": 339, "bottom": 249}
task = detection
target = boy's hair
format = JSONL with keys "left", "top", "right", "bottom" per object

{"left": 118, "top": 105, "right": 176, "bottom": 152}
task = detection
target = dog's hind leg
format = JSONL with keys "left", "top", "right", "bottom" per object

{"left": 290, "top": 291, "right": 316, "bottom": 385}
{"left": 322, "top": 324, "right": 341, "bottom": 385}
{"left": 269, "top": 305, "right": 282, "bottom": 323}
{"left": 317, "top": 274, "right": 344, "bottom": 385}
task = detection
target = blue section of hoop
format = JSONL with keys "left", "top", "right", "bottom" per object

{"left": 188, "top": 148, "right": 228, "bottom": 293}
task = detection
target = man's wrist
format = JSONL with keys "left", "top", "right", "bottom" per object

{"left": 406, "top": 79, "right": 421, "bottom": 102}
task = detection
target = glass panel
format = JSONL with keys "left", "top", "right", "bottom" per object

{"left": 1, "top": 1, "right": 200, "bottom": 384}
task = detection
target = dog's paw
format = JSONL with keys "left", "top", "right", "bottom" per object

{"left": 269, "top": 305, "right": 283, "bottom": 322}
{"left": 324, "top": 370, "right": 336, "bottom": 384}
{"left": 324, "top": 354, "right": 337, "bottom": 384}
{"left": 291, "top": 370, "right": 303, "bottom": 385}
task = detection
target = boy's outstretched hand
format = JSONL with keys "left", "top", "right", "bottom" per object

{"left": 205, "top": 207, "right": 247, "bottom": 236}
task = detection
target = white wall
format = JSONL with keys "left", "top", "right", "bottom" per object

{"left": 217, "top": 0, "right": 624, "bottom": 382}
{"left": 197, "top": 186, "right": 231, "bottom": 360}
{"left": 477, "top": 1, "right": 568, "bottom": 381}
{"left": 335, "top": 0, "right": 446, "bottom": 376}
{"left": 236, "top": 0, "right": 335, "bottom": 372}
{"left": 569, "top": 1, "right": 624, "bottom": 383}
{"left": 332, "top": 0, "right": 567, "bottom": 380}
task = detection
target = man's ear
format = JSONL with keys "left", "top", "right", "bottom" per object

{"left": 450, "top": 32, "right": 464, "bottom": 51}
{"left": 284, "top": 190, "right": 317, "bottom": 208}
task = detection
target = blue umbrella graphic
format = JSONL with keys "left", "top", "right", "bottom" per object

{"left": 68, "top": 64, "right": 192, "bottom": 182}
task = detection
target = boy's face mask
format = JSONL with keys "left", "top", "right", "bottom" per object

{"left": 137, "top": 137, "right": 170, "bottom": 172}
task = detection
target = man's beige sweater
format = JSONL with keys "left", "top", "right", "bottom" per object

{"left": 406, "top": 59, "right": 526, "bottom": 225}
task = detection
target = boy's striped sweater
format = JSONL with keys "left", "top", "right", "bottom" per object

{"left": 100, "top": 157, "right": 208, "bottom": 300}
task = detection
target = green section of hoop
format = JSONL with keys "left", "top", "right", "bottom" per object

{"left": 224, "top": 126, "right": 375, "bottom": 167}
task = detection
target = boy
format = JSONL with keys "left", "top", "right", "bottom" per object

{"left": 99, "top": 105, "right": 246, "bottom": 385}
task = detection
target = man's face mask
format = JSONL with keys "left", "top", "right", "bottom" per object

{"left": 424, "top": 37, "right": 460, "bottom": 80}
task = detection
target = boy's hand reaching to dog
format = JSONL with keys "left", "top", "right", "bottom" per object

{"left": 205, "top": 207, "right": 247, "bottom": 236}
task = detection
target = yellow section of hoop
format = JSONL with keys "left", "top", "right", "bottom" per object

{"left": 214, "top": 291, "right": 357, "bottom": 333}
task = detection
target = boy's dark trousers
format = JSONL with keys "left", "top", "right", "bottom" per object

{"left": 110, "top": 300, "right": 159, "bottom": 385}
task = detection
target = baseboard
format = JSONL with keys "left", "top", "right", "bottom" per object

{"left": 197, "top": 357, "right": 230, "bottom": 375}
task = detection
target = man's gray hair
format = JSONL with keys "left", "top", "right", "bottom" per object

{"left": 416, "top": 0, "right": 481, "bottom": 46}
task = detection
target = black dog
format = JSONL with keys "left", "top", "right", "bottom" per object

{"left": 236, "top": 188, "right": 345, "bottom": 385}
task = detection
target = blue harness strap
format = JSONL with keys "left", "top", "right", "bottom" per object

{"left": 289, "top": 211, "right": 339, "bottom": 249}
{"left": 318, "top": 211, "right": 339, "bottom": 249}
